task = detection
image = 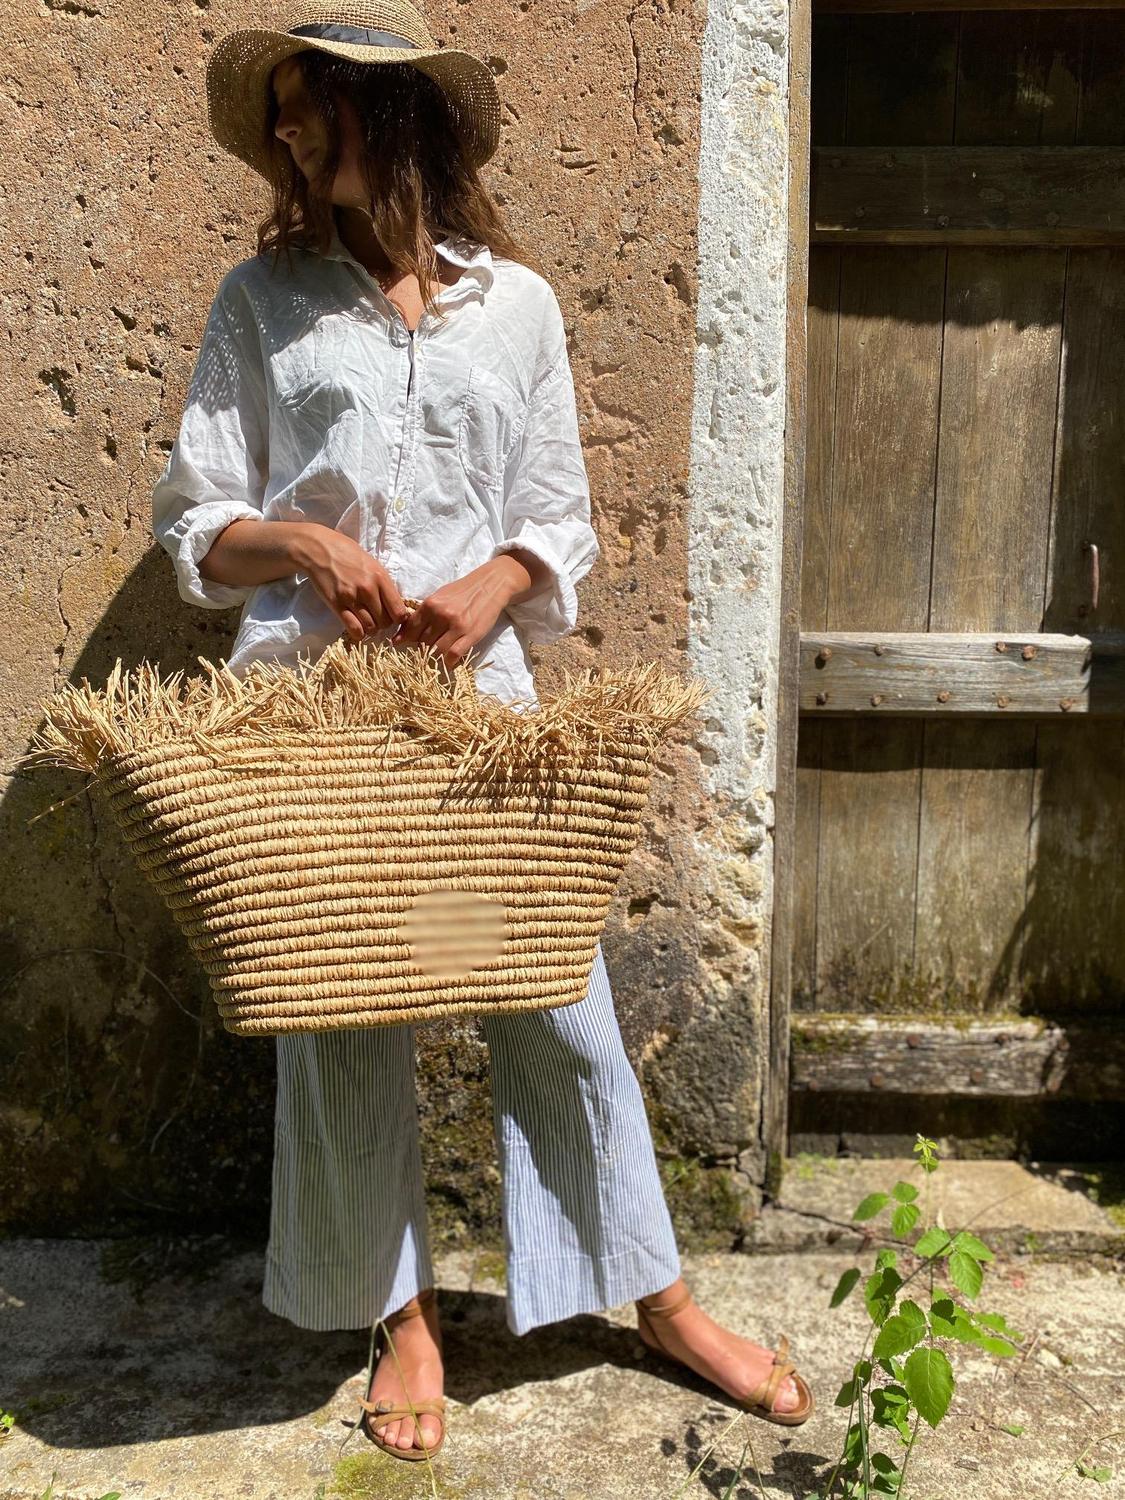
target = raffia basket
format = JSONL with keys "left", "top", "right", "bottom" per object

{"left": 21, "top": 630, "right": 705, "bottom": 1036}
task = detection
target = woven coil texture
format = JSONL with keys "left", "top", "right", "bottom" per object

{"left": 206, "top": 0, "right": 502, "bottom": 179}
{"left": 22, "top": 633, "right": 706, "bottom": 1037}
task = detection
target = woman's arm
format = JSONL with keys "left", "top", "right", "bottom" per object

{"left": 197, "top": 516, "right": 310, "bottom": 588}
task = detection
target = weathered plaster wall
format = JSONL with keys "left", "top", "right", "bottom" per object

{"left": 2, "top": 0, "right": 790, "bottom": 1250}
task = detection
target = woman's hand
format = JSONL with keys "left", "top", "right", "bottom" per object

{"left": 392, "top": 553, "right": 548, "bottom": 666}
{"left": 289, "top": 524, "right": 412, "bottom": 644}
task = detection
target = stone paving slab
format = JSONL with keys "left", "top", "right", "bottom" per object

{"left": 1, "top": 1235, "right": 1123, "bottom": 1499}
{"left": 749, "top": 1159, "right": 1125, "bottom": 1255}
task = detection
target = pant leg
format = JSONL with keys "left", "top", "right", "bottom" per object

{"left": 262, "top": 1023, "right": 434, "bottom": 1331}
{"left": 479, "top": 942, "right": 682, "bottom": 1336}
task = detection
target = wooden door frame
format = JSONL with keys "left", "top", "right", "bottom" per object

{"left": 765, "top": 0, "right": 813, "bottom": 1190}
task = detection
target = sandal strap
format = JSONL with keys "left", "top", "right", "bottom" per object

{"left": 638, "top": 1286, "right": 693, "bottom": 1319}
{"left": 360, "top": 1396, "right": 446, "bottom": 1418}
{"left": 748, "top": 1349, "right": 797, "bottom": 1413}
{"left": 389, "top": 1287, "right": 436, "bottom": 1321}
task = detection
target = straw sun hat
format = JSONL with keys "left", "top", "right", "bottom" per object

{"left": 205, "top": 0, "right": 502, "bottom": 180}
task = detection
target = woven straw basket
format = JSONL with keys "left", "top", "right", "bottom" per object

{"left": 21, "top": 627, "right": 705, "bottom": 1037}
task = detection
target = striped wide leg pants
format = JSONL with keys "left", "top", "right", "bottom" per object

{"left": 260, "top": 942, "right": 683, "bottom": 1336}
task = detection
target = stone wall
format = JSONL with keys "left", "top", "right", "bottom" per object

{"left": 2, "top": 0, "right": 791, "bottom": 1252}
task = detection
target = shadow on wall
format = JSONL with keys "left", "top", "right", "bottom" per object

{"left": 1, "top": 555, "right": 278, "bottom": 1238}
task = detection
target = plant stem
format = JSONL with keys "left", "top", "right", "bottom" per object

{"left": 897, "top": 1410, "right": 922, "bottom": 1497}
{"left": 1053, "top": 1427, "right": 1125, "bottom": 1485}
{"left": 671, "top": 1408, "right": 752, "bottom": 1498}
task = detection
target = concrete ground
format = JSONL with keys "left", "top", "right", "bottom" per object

{"left": 2, "top": 1162, "right": 1123, "bottom": 1500}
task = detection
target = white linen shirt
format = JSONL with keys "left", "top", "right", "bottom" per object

{"left": 150, "top": 218, "right": 600, "bottom": 706}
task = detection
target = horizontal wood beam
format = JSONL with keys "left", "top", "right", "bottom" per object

{"left": 816, "top": 0, "right": 1125, "bottom": 11}
{"left": 799, "top": 632, "right": 1125, "bottom": 716}
{"left": 791, "top": 1016, "right": 1125, "bottom": 1100}
{"left": 811, "top": 147, "right": 1125, "bottom": 245}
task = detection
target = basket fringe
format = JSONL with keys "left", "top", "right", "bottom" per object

{"left": 20, "top": 635, "right": 709, "bottom": 779}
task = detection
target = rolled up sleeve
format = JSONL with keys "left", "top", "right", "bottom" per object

{"left": 489, "top": 297, "right": 599, "bottom": 644}
{"left": 151, "top": 272, "right": 269, "bottom": 610}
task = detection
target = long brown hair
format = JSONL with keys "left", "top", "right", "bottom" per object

{"left": 256, "top": 50, "right": 538, "bottom": 321}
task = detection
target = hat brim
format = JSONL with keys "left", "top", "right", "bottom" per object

{"left": 205, "top": 28, "right": 501, "bottom": 179}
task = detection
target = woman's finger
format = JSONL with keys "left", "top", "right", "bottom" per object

{"left": 339, "top": 608, "right": 366, "bottom": 645}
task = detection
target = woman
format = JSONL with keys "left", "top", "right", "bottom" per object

{"left": 151, "top": 0, "right": 812, "bottom": 1462}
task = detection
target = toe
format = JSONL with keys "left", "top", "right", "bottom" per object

{"left": 777, "top": 1376, "right": 800, "bottom": 1412}
{"left": 418, "top": 1414, "right": 442, "bottom": 1450}
{"left": 397, "top": 1417, "right": 416, "bottom": 1449}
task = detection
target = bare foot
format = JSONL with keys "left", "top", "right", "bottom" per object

{"left": 636, "top": 1278, "right": 802, "bottom": 1413}
{"left": 364, "top": 1290, "right": 445, "bottom": 1453}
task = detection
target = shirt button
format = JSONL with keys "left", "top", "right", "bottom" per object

{"left": 393, "top": 495, "right": 405, "bottom": 513}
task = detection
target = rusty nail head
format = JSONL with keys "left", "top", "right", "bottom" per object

{"left": 937, "top": 690, "right": 951, "bottom": 703}
{"left": 997, "top": 695, "right": 1010, "bottom": 709}
{"left": 869, "top": 1072, "right": 885, "bottom": 1089}
{"left": 906, "top": 1033, "right": 921, "bottom": 1048}
{"left": 873, "top": 643, "right": 886, "bottom": 656}
{"left": 969, "top": 1067, "right": 985, "bottom": 1085}
{"left": 816, "top": 646, "right": 833, "bottom": 666}
{"left": 871, "top": 693, "right": 884, "bottom": 707}
{"left": 1059, "top": 697, "right": 1075, "bottom": 712}
{"left": 816, "top": 691, "right": 829, "bottom": 705}
{"left": 1022, "top": 644, "right": 1037, "bottom": 660}
{"left": 995, "top": 641, "right": 1009, "bottom": 653}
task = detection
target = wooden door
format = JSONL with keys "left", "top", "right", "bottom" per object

{"left": 784, "top": 2, "right": 1125, "bottom": 1158}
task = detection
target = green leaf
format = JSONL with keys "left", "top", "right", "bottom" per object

{"left": 1076, "top": 1462, "right": 1113, "bottom": 1482}
{"left": 843, "top": 1420, "right": 866, "bottom": 1467}
{"left": 891, "top": 1202, "right": 921, "bottom": 1238}
{"left": 950, "top": 1230, "right": 995, "bottom": 1263}
{"left": 830, "top": 1267, "right": 862, "bottom": 1308}
{"left": 872, "top": 1453, "right": 900, "bottom": 1475}
{"left": 1000, "top": 1423, "right": 1024, "bottom": 1437}
{"left": 891, "top": 1181, "right": 919, "bottom": 1203}
{"left": 929, "top": 1296, "right": 958, "bottom": 1337}
{"left": 873, "top": 1313, "right": 926, "bottom": 1359}
{"left": 899, "top": 1299, "right": 928, "bottom": 1333}
{"left": 977, "top": 1332, "right": 1020, "bottom": 1357}
{"left": 977, "top": 1310, "right": 1021, "bottom": 1339}
{"left": 949, "top": 1250, "right": 984, "bottom": 1300}
{"left": 865, "top": 1265, "right": 903, "bottom": 1326}
{"left": 875, "top": 1248, "right": 898, "bottom": 1271}
{"left": 835, "top": 1377, "right": 860, "bottom": 1407}
{"left": 914, "top": 1227, "right": 953, "bottom": 1258}
{"left": 872, "top": 1301, "right": 928, "bottom": 1360}
{"left": 854, "top": 1192, "right": 891, "bottom": 1222}
{"left": 872, "top": 1387, "right": 913, "bottom": 1442}
{"left": 902, "top": 1347, "right": 955, "bottom": 1428}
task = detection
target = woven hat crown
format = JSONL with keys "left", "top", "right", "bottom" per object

{"left": 279, "top": 0, "right": 438, "bottom": 50}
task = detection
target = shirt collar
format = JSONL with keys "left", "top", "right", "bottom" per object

{"left": 317, "top": 215, "right": 495, "bottom": 298}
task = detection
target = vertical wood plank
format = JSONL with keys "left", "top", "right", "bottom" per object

{"left": 955, "top": 9, "right": 1082, "bottom": 146}
{"left": 1023, "top": 719, "right": 1125, "bottom": 1012}
{"left": 801, "top": 250, "right": 842, "bottom": 633}
{"left": 767, "top": 0, "right": 814, "bottom": 1168}
{"left": 816, "top": 720, "right": 924, "bottom": 1008}
{"left": 1042, "top": 251, "right": 1125, "bottom": 636}
{"left": 827, "top": 250, "right": 946, "bottom": 629}
{"left": 929, "top": 249, "right": 1066, "bottom": 632}
{"left": 915, "top": 722, "right": 1038, "bottom": 1010}
{"left": 792, "top": 721, "right": 823, "bottom": 1012}
{"left": 1077, "top": 12, "right": 1125, "bottom": 147}
{"left": 844, "top": 11, "right": 959, "bottom": 144}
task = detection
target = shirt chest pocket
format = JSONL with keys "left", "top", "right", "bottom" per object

{"left": 457, "top": 365, "right": 525, "bottom": 491}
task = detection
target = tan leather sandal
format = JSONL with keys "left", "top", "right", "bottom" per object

{"left": 636, "top": 1285, "right": 815, "bottom": 1427}
{"left": 358, "top": 1286, "right": 446, "bottom": 1462}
